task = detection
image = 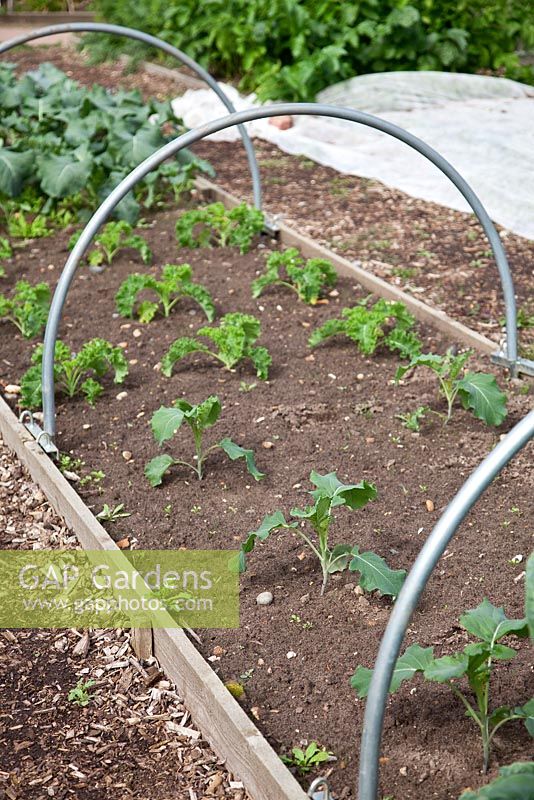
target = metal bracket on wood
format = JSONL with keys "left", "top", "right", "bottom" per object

{"left": 308, "top": 776, "right": 332, "bottom": 800}
{"left": 491, "top": 350, "right": 534, "bottom": 377}
{"left": 19, "top": 410, "right": 59, "bottom": 458}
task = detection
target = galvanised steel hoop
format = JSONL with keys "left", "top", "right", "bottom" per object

{"left": 358, "top": 407, "right": 534, "bottom": 800}
{"left": 0, "top": 22, "right": 262, "bottom": 209}
{"left": 35, "top": 104, "right": 522, "bottom": 440}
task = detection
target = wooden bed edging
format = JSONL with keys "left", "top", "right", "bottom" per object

{"left": 0, "top": 395, "right": 308, "bottom": 800}
{"left": 195, "top": 177, "right": 497, "bottom": 357}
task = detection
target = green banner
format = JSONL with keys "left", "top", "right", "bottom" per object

{"left": 0, "top": 550, "right": 239, "bottom": 629}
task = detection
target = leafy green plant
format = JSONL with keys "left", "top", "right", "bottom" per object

{"left": 309, "top": 298, "right": 422, "bottom": 359}
{"left": 395, "top": 349, "right": 507, "bottom": 426}
{"left": 5, "top": 210, "right": 50, "bottom": 240}
{"left": 352, "top": 599, "right": 533, "bottom": 772}
{"left": 0, "top": 280, "right": 50, "bottom": 338}
{"left": 237, "top": 471, "right": 405, "bottom": 596}
{"left": 395, "top": 405, "right": 429, "bottom": 432}
{"left": 20, "top": 338, "right": 128, "bottom": 409}
{"left": 67, "top": 678, "right": 96, "bottom": 707}
{"left": 0, "top": 236, "right": 12, "bottom": 263}
{"left": 175, "top": 202, "right": 264, "bottom": 254}
{"left": 145, "top": 395, "right": 264, "bottom": 485}
{"left": 115, "top": 263, "right": 215, "bottom": 323}
{"left": 96, "top": 503, "right": 131, "bottom": 523}
{"left": 459, "top": 762, "right": 534, "bottom": 799}
{"left": 69, "top": 221, "right": 152, "bottom": 268}
{"left": 161, "top": 312, "right": 271, "bottom": 380}
{"left": 252, "top": 247, "right": 337, "bottom": 305}
{"left": 281, "top": 741, "right": 333, "bottom": 775}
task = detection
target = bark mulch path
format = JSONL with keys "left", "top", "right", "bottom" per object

{"left": 0, "top": 438, "right": 249, "bottom": 800}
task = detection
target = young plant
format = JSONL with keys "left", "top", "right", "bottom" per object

{"left": 20, "top": 338, "right": 128, "bottom": 409}
{"left": 96, "top": 503, "right": 131, "bottom": 523}
{"left": 309, "top": 298, "right": 422, "bottom": 358}
{"left": 252, "top": 247, "right": 337, "bottom": 305}
{"left": 115, "top": 263, "right": 215, "bottom": 323}
{"left": 0, "top": 280, "right": 50, "bottom": 338}
{"left": 395, "top": 349, "right": 507, "bottom": 426}
{"left": 161, "top": 312, "right": 271, "bottom": 380}
{"left": 175, "top": 201, "right": 264, "bottom": 254}
{"left": 145, "top": 395, "right": 264, "bottom": 485}
{"left": 67, "top": 678, "right": 96, "bottom": 707}
{"left": 459, "top": 762, "right": 534, "bottom": 799}
{"left": 69, "top": 221, "right": 152, "bottom": 268}
{"left": 0, "top": 236, "right": 12, "bottom": 266}
{"left": 237, "top": 471, "right": 406, "bottom": 596}
{"left": 351, "top": 599, "right": 533, "bottom": 773}
{"left": 395, "top": 405, "right": 429, "bottom": 432}
{"left": 6, "top": 211, "right": 50, "bottom": 240}
{"left": 281, "top": 742, "right": 334, "bottom": 775}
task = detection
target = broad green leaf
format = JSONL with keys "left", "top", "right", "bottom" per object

{"left": 0, "top": 148, "right": 33, "bottom": 196}
{"left": 325, "top": 544, "right": 353, "bottom": 574}
{"left": 37, "top": 151, "right": 93, "bottom": 198}
{"left": 349, "top": 548, "right": 406, "bottom": 597}
{"left": 459, "top": 762, "right": 534, "bottom": 799}
{"left": 424, "top": 653, "right": 468, "bottom": 682}
{"left": 520, "top": 698, "right": 534, "bottom": 736}
{"left": 309, "top": 472, "right": 377, "bottom": 509}
{"left": 160, "top": 338, "right": 210, "bottom": 377}
{"left": 238, "top": 511, "right": 294, "bottom": 572}
{"left": 460, "top": 599, "right": 528, "bottom": 646}
{"left": 20, "top": 364, "right": 43, "bottom": 409}
{"left": 351, "top": 643, "right": 434, "bottom": 697}
{"left": 151, "top": 406, "right": 185, "bottom": 445}
{"left": 219, "top": 437, "right": 264, "bottom": 481}
{"left": 145, "top": 455, "right": 177, "bottom": 487}
{"left": 181, "top": 395, "right": 221, "bottom": 430}
{"left": 457, "top": 372, "right": 507, "bottom": 426}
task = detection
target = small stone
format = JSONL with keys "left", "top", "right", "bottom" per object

{"left": 268, "top": 115, "right": 293, "bottom": 130}
{"left": 354, "top": 585, "right": 364, "bottom": 596}
{"left": 399, "top": 766, "right": 408, "bottom": 776}
{"left": 82, "top": 424, "right": 91, "bottom": 430}
{"left": 250, "top": 706, "right": 261, "bottom": 720}
{"left": 116, "top": 391, "right": 128, "bottom": 400}
{"left": 286, "top": 650, "right": 297, "bottom": 659}
{"left": 213, "top": 645, "right": 225, "bottom": 656}
{"left": 118, "top": 341, "right": 128, "bottom": 349}
{"left": 262, "top": 441, "right": 274, "bottom": 449}
{"left": 256, "top": 591, "right": 273, "bottom": 606}
{"left": 365, "top": 436, "right": 375, "bottom": 444}
{"left": 358, "top": 596, "right": 370, "bottom": 609}
{"left": 133, "top": 329, "right": 142, "bottom": 338}
{"left": 300, "top": 593, "right": 310, "bottom": 604}
{"left": 356, "top": 373, "right": 365, "bottom": 381}
{"left": 4, "top": 384, "right": 21, "bottom": 395}
{"left": 425, "top": 499, "right": 435, "bottom": 512}
{"left": 304, "top": 354, "right": 315, "bottom": 362}
{"left": 328, "top": 289, "right": 339, "bottom": 297}
{"left": 122, "top": 450, "right": 132, "bottom": 461}
{"left": 116, "top": 537, "right": 130, "bottom": 549}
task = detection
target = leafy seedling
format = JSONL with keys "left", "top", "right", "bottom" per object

{"left": 395, "top": 349, "right": 507, "bottom": 426}
{"left": 20, "top": 338, "right": 128, "bottom": 409}
{"left": 6, "top": 211, "right": 50, "bottom": 240}
{"left": 115, "top": 262, "right": 215, "bottom": 323}
{"left": 161, "top": 312, "right": 271, "bottom": 380}
{"left": 68, "top": 678, "right": 96, "bottom": 707}
{"left": 309, "top": 298, "right": 422, "bottom": 359}
{"left": 0, "top": 236, "right": 12, "bottom": 266}
{"left": 281, "top": 742, "right": 333, "bottom": 775}
{"left": 145, "top": 395, "right": 264, "bottom": 485}
{"left": 252, "top": 247, "right": 337, "bottom": 305}
{"left": 459, "top": 762, "right": 534, "bottom": 799}
{"left": 237, "top": 471, "right": 405, "bottom": 596}
{"left": 96, "top": 503, "right": 131, "bottom": 523}
{"left": 69, "top": 221, "right": 152, "bottom": 268}
{"left": 395, "top": 405, "right": 429, "bottom": 432}
{"left": 351, "top": 599, "right": 533, "bottom": 773}
{"left": 0, "top": 280, "right": 50, "bottom": 338}
{"left": 175, "top": 201, "right": 264, "bottom": 254}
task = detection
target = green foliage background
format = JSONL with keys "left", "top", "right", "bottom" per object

{"left": 86, "top": 0, "right": 534, "bottom": 101}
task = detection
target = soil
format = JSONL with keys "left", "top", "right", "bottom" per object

{"left": 0, "top": 46, "right": 533, "bottom": 800}
{"left": 0, "top": 207, "right": 532, "bottom": 799}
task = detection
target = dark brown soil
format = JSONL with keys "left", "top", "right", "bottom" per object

{"left": 0, "top": 204, "right": 532, "bottom": 800}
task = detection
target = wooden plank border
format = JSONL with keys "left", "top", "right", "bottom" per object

{"left": 0, "top": 395, "right": 308, "bottom": 800}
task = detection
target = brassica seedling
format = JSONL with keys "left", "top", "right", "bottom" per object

{"left": 69, "top": 221, "right": 152, "bottom": 267}
{"left": 281, "top": 742, "right": 333, "bottom": 775}
{"left": 96, "top": 503, "right": 131, "bottom": 523}
{"left": 309, "top": 298, "right": 422, "bottom": 358}
{"left": 395, "top": 405, "right": 429, "bottom": 432}
{"left": 20, "top": 338, "right": 128, "bottom": 409}
{"left": 0, "top": 280, "right": 50, "bottom": 338}
{"left": 237, "top": 471, "right": 406, "bottom": 596}
{"left": 115, "top": 262, "right": 215, "bottom": 323}
{"left": 67, "top": 678, "right": 96, "bottom": 707}
{"left": 351, "top": 599, "right": 533, "bottom": 773}
{"left": 0, "top": 236, "right": 12, "bottom": 263}
{"left": 161, "top": 312, "right": 271, "bottom": 380}
{"left": 145, "top": 395, "right": 264, "bottom": 485}
{"left": 395, "top": 349, "right": 507, "bottom": 426}
{"left": 252, "top": 247, "right": 337, "bottom": 305}
{"left": 7, "top": 211, "right": 50, "bottom": 240}
{"left": 459, "top": 762, "right": 534, "bottom": 799}
{"left": 175, "top": 201, "right": 264, "bottom": 254}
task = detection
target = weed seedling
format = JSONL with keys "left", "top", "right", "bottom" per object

{"left": 69, "top": 221, "right": 152, "bottom": 267}
{"left": 0, "top": 280, "right": 50, "bottom": 338}
{"left": 161, "top": 312, "right": 271, "bottom": 380}
{"left": 175, "top": 201, "right": 264, "bottom": 254}
{"left": 395, "top": 406, "right": 429, "bottom": 432}
{"left": 281, "top": 742, "right": 333, "bottom": 775}
{"left": 252, "top": 248, "right": 337, "bottom": 305}
{"left": 352, "top": 599, "right": 534, "bottom": 772}
{"left": 115, "top": 263, "right": 215, "bottom": 323}
{"left": 237, "top": 471, "right": 405, "bottom": 596}
{"left": 145, "top": 395, "right": 264, "bottom": 485}
{"left": 96, "top": 503, "right": 131, "bottom": 523}
{"left": 239, "top": 380, "right": 257, "bottom": 393}
{"left": 68, "top": 678, "right": 96, "bottom": 707}
{"left": 395, "top": 349, "right": 507, "bottom": 426}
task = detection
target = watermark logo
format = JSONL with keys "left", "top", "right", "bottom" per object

{"left": 0, "top": 550, "right": 239, "bottom": 629}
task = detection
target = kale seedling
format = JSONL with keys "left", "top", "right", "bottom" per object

{"left": 0, "top": 280, "right": 50, "bottom": 338}
{"left": 395, "top": 349, "right": 507, "bottom": 426}
{"left": 145, "top": 395, "right": 264, "bottom": 485}
{"left": 281, "top": 742, "right": 333, "bottom": 775}
{"left": 161, "top": 312, "right": 271, "bottom": 380}
{"left": 175, "top": 201, "right": 264, "bottom": 254}
{"left": 351, "top": 599, "right": 534, "bottom": 773}
{"left": 67, "top": 678, "right": 96, "bottom": 707}
{"left": 20, "top": 338, "right": 128, "bottom": 409}
{"left": 309, "top": 298, "right": 422, "bottom": 358}
{"left": 115, "top": 263, "right": 215, "bottom": 323}
{"left": 69, "top": 221, "right": 152, "bottom": 268}
{"left": 237, "top": 471, "right": 406, "bottom": 596}
{"left": 459, "top": 762, "right": 534, "bottom": 799}
{"left": 252, "top": 247, "right": 337, "bottom": 305}
{"left": 96, "top": 503, "right": 131, "bottom": 523}
{"left": 395, "top": 405, "right": 429, "bottom": 432}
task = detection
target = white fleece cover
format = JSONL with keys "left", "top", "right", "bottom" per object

{"left": 171, "top": 71, "right": 534, "bottom": 240}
